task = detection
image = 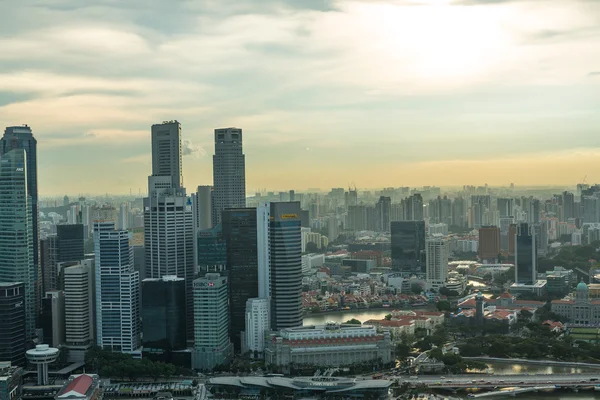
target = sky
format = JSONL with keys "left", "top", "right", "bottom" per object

{"left": 1, "top": 0, "right": 599, "bottom": 196}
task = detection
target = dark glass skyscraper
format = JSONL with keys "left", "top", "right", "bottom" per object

{"left": 142, "top": 276, "right": 186, "bottom": 353}
{"left": 197, "top": 224, "right": 227, "bottom": 273}
{"left": 391, "top": 220, "right": 426, "bottom": 276}
{"left": 1, "top": 126, "right": 39, "bottom": 318}
{"left": 222, "top": 208, "right": 258, "bottom": 352}
{"left": 259, "top": 202, "right": 303, "bottom": 330}
{"left": 0, "top": 282, "right": 26, "bottom": 366}
{"left": 515, "top": 223, "right": 537, "bottom": 285}
{"left": 57, "top": 224, "right": 85, "bottom": 263}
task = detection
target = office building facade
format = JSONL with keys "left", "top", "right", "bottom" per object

{"left": 94, "top": 222, "right": 141, "bottom": 354}
{"left": 192, "top": 274, "right": 233, "bottom": 370}
{"left": 57, "top": 224, "right": 85, "bottom": 263}
{"left": 0, "top": 148, "right": 36, "bottom": 339}
{"left": 478, "top": 226, "right": 500, "bottom": 261}
{"left": 64, "top": 260, "right": 95, "bottom": 362}
{"left": 258, "top": 202, "right": 303, "bottom": 330}
{"left": 0, "top": 283, "right": 26, "bottom": 366}
{"left": 515, "top": 223, "right": 537, "bottom": 285}
{"left": 141, "top": 276, "right": 186, "bottom": 351}
{"left": 243, "top": 298, "right": 270, "bottom": 355}
{"left": 40, "top": 291, "right": 65, "bottom": 348}
{"left": 192, "top": 185, "right": 212, "bottom": 231}
{"left": 1, "top": 126, "right": 40, "bottom": 320}
{"left": 391, "top": 220, "right": 426, "bottom": 276}
{"left": 213, "top": 128, "right": 246, "bottom": 225}
{"left": 151, "top": 121, "right": 182, "bottom": 189}
{"left": 222, "top": 209, "right": 259, "bottom": 352}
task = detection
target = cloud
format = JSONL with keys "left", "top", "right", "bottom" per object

{"left": 182, "top": 140, "right": 206, "bottom": 158}
{"left": 589, "top": 71, "right": 600, "bottom": 77}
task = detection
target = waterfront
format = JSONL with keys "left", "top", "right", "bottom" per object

{"left": 303, "top": 308, "right": 436, "bottom": 325}
{"left": 483, "top": 361, "right": 598, "bottom": 375}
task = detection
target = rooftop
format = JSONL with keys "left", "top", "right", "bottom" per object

{"left": 56, "top": 374, "right": 98, "bottom": 400}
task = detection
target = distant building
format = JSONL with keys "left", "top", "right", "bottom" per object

{"left": 265, "top": 323, "right": 393, "bottom": 371}
{"left": 425, "top": 236, "right": 449, "bottom": 289}
{"left": 515, "top": 223, "right": 537, "bottom": 285}
{"left": 391, "top": 221, "right": 426, "bottom": 276}
{"left": 552, "top": 281, "right": 600, "bottom": 325}
{"left": 478, "top": 226, "right": 500, "bottom": 262}
{"left": 40, "top": 291, "right": 65, "bottom": 349}
{"left": 196, "top": 224, "right": 226, "bottom": 273}
{"left": 0, "top": 362, "right": 23, "bottom": 400}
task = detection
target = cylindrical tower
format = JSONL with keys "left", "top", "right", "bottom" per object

{"left": 26, "top": 344, "right": 59, "bottom": 385}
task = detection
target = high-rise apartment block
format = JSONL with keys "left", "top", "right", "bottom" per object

{"left": 376, "top": 196, "right": 391, "bottom": 232}
{"left": 192, "top": 273, "right": 233, "bottom": 370}
{"left": 0, "top": 148, "right": 36, "bottom": 339}
{"left": 213, "top": 128, "right": 246, "bottom": 225}
{"left": 0, "top": 282, "right": 26, "bottom": 366}
{"left": 94, "top": 221, "right": 141, "bottom": 354}
{"left": 222, "top": 209, "right": 259, "bottom": 352}
{"left": 425, "top": 236, "right": 449, "bottom": 288}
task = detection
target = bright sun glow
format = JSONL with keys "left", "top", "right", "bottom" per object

{"left": 356, "top": 1, "right": 511, "bottom": 85}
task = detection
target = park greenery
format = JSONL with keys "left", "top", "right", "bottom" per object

{"left": 85, "top": 346, "right": 178, "bottom": 380}
{"left": 538, "top": 241, "right": 600, "bottom": 274}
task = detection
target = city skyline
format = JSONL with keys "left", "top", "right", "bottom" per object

{"left": 1, "top": 0, "right": 599, "bottom": 195}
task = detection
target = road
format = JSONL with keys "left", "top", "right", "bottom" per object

{"left": 395, "top": 373, "right": 600, "bottom": 388}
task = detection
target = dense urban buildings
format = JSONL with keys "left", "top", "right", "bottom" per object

{"left": 94, "top": 221, "right": 141, "bottom": 355}
{"left": 0, "top": 148, "right": 36, "bottom": 340}
{"left": 192, "top": 273, "right": 233, "bottom": 370}
{"left": 212, "top": 128, "right": 246, "bottom": 225}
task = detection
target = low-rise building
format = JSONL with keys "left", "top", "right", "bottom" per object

{"left": 55, "top": 374, "right": 101, "bottom": 400}
{"left": 264, "top": 323, "right": 393, "bottom": 370}
{"left": 552, "top": 281, "right": 600, "bottom": 325}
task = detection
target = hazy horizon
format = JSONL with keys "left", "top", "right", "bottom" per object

{"left": 2, "top": 0, "right": 599, "bottom": 196}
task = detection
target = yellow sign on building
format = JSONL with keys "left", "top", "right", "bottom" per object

{"left": 281, "top": 214, "right": 298, "bottom": 219}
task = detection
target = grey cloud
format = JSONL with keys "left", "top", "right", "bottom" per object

{"left": 182, "top": 140, "right": 206, "bottom": 158}
{"left": 588, "top": 72, "right": 600, "bottom": 77}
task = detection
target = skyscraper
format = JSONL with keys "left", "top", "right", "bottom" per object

{"left": 141, "top": 276, "right": 186, "bottom": 353}
{"left": 243, "top": 298, "right": 270, "bottom": 355}
{"left": 151, "top": 121, "right": 182, "bottom": 189}
{"left": 57, "top": 224, "right": 85, "bottom": 263}
{"left": 478, "top": 226, "right": 501, "bottom": 261}
{"left": 515, "top": 223, "right": 537, "bottom": 285}
{"left": 0, "top": 148, "right": 36, "bottom": 339}
{"left": 258, "top": 202, "right": 303, "bottom": 330}
{"left": 63, "top": 260, "right": 95, "bottom": 362}
{"left": 1, "top": 126, "right": 39, "bottom": 317}
{"left": 376, "top": 196, "right": 391, "bottom": 232}
{"left": 391, "top": 221, "right": 426, "bottom": 276}
{"left": 145, "top": 121, "right": 195, "bottom": 342}
{"left": 192, "top": 273, "right": 233, "bottom": 370}
{"left": 222, "top": 208, "right": 259, "bottom": 352}
{"left": 192, "top": 185, "right": 213, "bottom": 231}
{"left": 213, "top": 128, "right": 246, "bottom": 225}
{"left": 94, "top": 221, "right": 141, "bottom": 354}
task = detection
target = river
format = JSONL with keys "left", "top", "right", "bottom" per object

{"left": 303, "top": 308, "right": 435, "bottom": 325}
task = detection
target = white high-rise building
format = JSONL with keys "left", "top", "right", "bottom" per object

{"left": 94, "top": 221, "right": 141, "bottom": 355}
{"left": 213, "top": 128, "right": 246, "bottom": 225}
{"left": 243, "top": 298, "right": 270, "bottom": 355}
{"left": 192, "top": 273, "right": 233, "bottom": 370}
{"left": 426, "top": 235, "right": 449, "bottom": 289}
{"left": 63, "top": 260, "right": 94, "bottom": 362}
{"left": 144, "top": 122, "right": 196, "bottom": 342}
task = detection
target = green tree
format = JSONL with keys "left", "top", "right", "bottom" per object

{"left": 395, "top": 343, "right": 411, "bottom": 359}
{"left": 305, "top": 242, "right": 320, "bottom": 253}
{"left": 345, "top": 318, "right": 361, "bottom": 325}
{"left": 436, "top": 300, "right": 453, "bottom": 312}
{"left": 384, "top": 314, "right": 392, "bottom": 321}
{"left": 411, "top": 283, "right": 422, "bottom": 295}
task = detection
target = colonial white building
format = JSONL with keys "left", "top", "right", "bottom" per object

{"left": 552, "top": 281, "right": 600, "bottom": 325}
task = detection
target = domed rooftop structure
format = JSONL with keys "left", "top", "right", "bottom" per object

{"left": 577, "top": 280, "right": 588, "bottom": 291}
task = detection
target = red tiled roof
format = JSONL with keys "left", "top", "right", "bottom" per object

{"left": 61, "top": 375, "right": 93, "bottom": 396}
{"left": 499, "top": 292, "right": 513, "bottom": 299}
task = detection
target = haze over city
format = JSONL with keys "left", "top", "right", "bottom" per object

{"left": 1, "top": 0, "right": 600, "bottom": 195}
